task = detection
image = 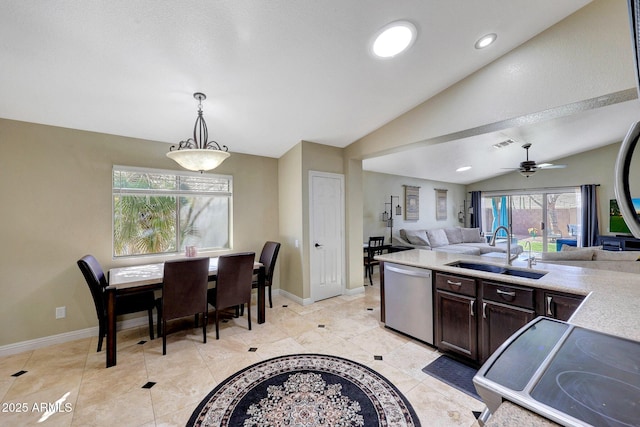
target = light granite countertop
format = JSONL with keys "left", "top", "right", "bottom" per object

{"left": 376, "top": 249, "right": 640, "bottom": 425}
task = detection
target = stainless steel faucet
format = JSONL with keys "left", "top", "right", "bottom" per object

{"left": 523, "top": 240, "right": 536, "bottom": 268}
{"left": 489, "top": 225, "right": 518, "bottom": 265}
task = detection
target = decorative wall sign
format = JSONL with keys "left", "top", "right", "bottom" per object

{"left": 436, "top": 189, "right": 448, "bottom": 220}
{"left": 404, "top": 185, "right": 420, "bottom": 221}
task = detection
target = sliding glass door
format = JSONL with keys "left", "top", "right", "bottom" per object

{"left": 481, "top": 188, "right": 580, "bottom": 253}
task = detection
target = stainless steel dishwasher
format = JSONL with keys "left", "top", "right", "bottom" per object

{"left": 383, "top": 262, "right": 433, "bottom": 345}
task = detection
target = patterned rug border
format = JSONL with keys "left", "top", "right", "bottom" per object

{"left": 188, "top": 353, "right": 421, "bottom": 426}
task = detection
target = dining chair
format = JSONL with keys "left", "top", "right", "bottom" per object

{"left": 158, "top": 257, "right": 210, "bottom": 355}
{"left": 254, "top": 241, "right": 281, "bottom": 308}
{"left": 77, "top": 254, "right": 157, "bottom": 352}
{"left": 364, "top": 236, "right": 385, "bottom": 286}
{"left": 207, "top": 252, "right": 255, "bottom": 339}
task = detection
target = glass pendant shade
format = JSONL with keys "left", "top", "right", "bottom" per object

{"left": 166, "top": 149, "right": 230, "bottom": 172}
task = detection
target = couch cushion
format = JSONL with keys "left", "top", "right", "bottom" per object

{"left": 593, "top": 249, "right": 640, "bottom": 261}
{"left": 541, "top": 248, "right": 595, "bottom": 261}
{"left": 461, "top": 227, "right": 484, "bottom": 243}
{"left": 444, "top": 227, "right": 463, "bottom": 244}
{"left": 404, "top": 229, "right": 430, "bottom": 247}
{"left": 427, "top": 229, "right": 449, "bottom": 248}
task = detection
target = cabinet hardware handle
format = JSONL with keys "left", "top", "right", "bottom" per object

{"left": 470, "top": 300, "right": 475, "bottom": 316}
{"left": 497, "top": 289, "right": 516, "bottom": 297}
{"left": 546, "top": 296, "right": 553, "bottom": 317}
{"left": 447, "top": 280, "right": 462, "bottom": 286}
{"left": 482, "top": 302, "right": 487, "bottom": 319}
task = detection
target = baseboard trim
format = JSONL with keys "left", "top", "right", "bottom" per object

{"left": 278, "top": 289, "right": 314, "bottom": 306}
{"left": 344, "top": 286, "right": 365, "bottom": 296}
{"left": 0, "top": 316, "right": 151, "bottom": 358}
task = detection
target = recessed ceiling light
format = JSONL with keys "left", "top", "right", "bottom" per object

{"left": 371, "top": 20, "right": 417, "bottom": 58}
{"left": 456, "top": 166, "right": 472, "bottom": 172}
{"left": 475, "top": 33, "right": 497, "bottom": 49}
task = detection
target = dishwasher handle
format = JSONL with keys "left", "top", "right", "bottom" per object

{"left": 384, "top": 264, "right": 432, "bottom": 278}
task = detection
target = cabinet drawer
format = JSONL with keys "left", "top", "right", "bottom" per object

{"left": 482, "top": 281, "right": 534, "bottom": 309}
{"left": 435, "top": 273, "right": 476, "bottom": 297}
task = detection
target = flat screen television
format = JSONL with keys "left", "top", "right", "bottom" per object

{"left": 610, "top": 198, "right": 640, "bottom": 234}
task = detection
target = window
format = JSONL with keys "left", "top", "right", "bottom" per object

{"left": 480, "top": 188, "right": 581, "bottom": 253}
{"left": 112, "top": 166, "right": 232, "bottom": 257}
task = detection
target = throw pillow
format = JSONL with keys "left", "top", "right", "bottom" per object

{"left": 461, "top": 227, "right": 484, "bottom": 243}
{"left": 444, "top": 227, "right": 463, "bottom": 244}
{"left": 427, "top": 228, "right": 449, "bottom": 248}
{"left": 593, "top": 249, "right": 640, "bottom": 261}
{"left": 405, "top": 229, "right": 430, "bottom": 246}
{"left": 541, "top": 248, "right": 595, "bottom": 261}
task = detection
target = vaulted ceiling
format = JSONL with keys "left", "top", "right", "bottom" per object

{"left": 2, "top": 0, "right": 616, "bottom": 183}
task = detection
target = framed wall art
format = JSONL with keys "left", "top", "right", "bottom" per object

{"left": 404, "top": 185, "right": 420, "bottom": 221}
{"left": 436, "top": 188, "right": 447, "bottom": 220}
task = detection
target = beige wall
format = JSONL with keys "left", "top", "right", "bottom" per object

{"left": 277, "top": 143, "right": 304, "bottom": 299}
{"left": 363, "top": 172, "right": 468, "bottom": 241}
{"left": 0, "top": 118, "right": 279, "bottom": 347}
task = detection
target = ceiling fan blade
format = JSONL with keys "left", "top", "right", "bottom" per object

{"left": 538, "top": 163, "right": 567, "bottom": 169}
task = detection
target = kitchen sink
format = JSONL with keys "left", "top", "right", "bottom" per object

{"left": 447, "top": 261, "right": 547, "bottom": 279}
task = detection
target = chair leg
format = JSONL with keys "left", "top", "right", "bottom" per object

{"left": 156, "top": 301, "right": 162, "bottom": 338}
{"left": 202, "top": 311, "right": 207, "bottom": 344}
{"left": 268, "top": 284, "right": 272, "bottom": 308}
{"left": 368, "top": 265, "right": 374, "bottom": 286}
{"left": 162, "top": 320, "right": 167, "bottom": 355}
{"left": 247, "top": 304, "right": 252, "bottom": 331}
{"left": 97, "top": 320, "right": 105, "bottom": 352}
{"left": 215, "top": 310, "right": 220, "bottom": 340}
{"left": 148, "top": 308, "right": 155, "bottom": 340}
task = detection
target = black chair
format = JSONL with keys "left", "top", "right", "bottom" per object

{"left": 158, "top": 257, "right": 210, "bottom": 355}
{"left": 364, "top": 236, "right": 385, "bottom": 286}
{"left": 77, "top": 255, "right": 157, "bottom": 352}
{"left": 255, "top": 241, "right": 281, "bottom": 308}
{"left": 207, "top": 252, "right": 255, "bottom": 339}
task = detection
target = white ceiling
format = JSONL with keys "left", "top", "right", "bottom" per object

{"left": 1, "top": 0, "right": 597, "bottom": 177}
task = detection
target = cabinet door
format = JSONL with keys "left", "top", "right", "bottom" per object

{"left": 543, "top": 292, "right": 584, "bottom": 321}
{"left": 480, "top": 300, "right": 535, "bottom": 363}
{"left": 435, "top": 290, "right": 477, "bottom": 360}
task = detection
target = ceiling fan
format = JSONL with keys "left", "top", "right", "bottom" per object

{"left": 508, "top": 143, "right": 567, "bottom": 177}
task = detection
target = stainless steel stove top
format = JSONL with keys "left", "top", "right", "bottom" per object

{"left": 474, "top": 317, "right": 640, "bottom": 427}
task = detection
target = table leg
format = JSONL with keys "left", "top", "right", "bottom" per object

{"left": 257, "top": 266, "right": 265, "bottom": 324}
{"left": 106, "top": 287, "right": 117, "bottom": 368}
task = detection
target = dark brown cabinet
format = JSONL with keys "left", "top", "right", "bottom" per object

{"left": 433, "top": 270, "right": 586, "bottom": 364}
{"left": 434, "top": 273, "right": 478, "bottom": 360}
{"left": 539, "top": 290, "right": 584, "bottom": 321}
{"left": 480, "top": 281, "right": 535, "bottom": 363}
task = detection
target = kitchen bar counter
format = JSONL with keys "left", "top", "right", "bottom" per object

{"left": 376, "top": 249, "right": 640, "bottom": 425}
{"left": 376, "top": 249, "right": 640, "bottom": 342}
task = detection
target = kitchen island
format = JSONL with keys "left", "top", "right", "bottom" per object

{"left": 375, "top": 249, "right": 640, "bottom": 426}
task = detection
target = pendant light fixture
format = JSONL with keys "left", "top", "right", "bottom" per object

{"left": 166, "top": 92, "right": 230, "bottom": 172}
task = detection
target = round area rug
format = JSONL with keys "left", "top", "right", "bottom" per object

{"left": 187, "top": 353, "right": 421, "bottom": 426}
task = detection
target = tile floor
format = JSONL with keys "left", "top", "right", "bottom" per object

{"left": 0, "top": 277, "right": 484, "bottom": 426}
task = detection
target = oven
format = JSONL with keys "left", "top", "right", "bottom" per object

{"left": 473, "top": 317, "right": 640, "bottom": 426}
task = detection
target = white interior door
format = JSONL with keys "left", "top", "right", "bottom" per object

{"left": 309, "top": 171, "right": 345, "bottom": 302}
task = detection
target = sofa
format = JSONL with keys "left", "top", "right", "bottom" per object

{"left": 538, "top": 245, "right": 640, "bottom": 274}
{"left": 393, "top": 227, "right": 523, "bottom": 256}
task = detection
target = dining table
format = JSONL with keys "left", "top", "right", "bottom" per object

{"left": 106, "top": 257, "right": 265, "bottom": 368}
